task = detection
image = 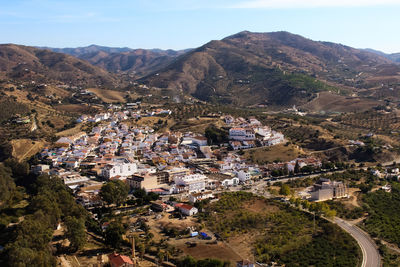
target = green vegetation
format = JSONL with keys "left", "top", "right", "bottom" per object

{"left": 279, "top": 222, "right": 360, "bottom": 267}
{"left": 100, "top": 180, "right": 129, "bottom": 206}
{"left": 0, "top": 160, "right": 87, "bottom": 266}
{"left": 0, "top": 96, "right": 30, "bottom": 123}
{"left": 104, "top": 221, "right": 125, "bottom": 249}
{"left": 65, "top": 216, "right": 86, "bottom": 251}
{"left": 205, "top": 125, "right": 228, "bottom": 145}
{"left": 203, "top": 192, "right": 360, "bottom": 266}
{"left": 279, "top": 184, "right": 291, "bottom": 195}
{"left": 176, "top": 256, "right": 230, "bottom": 267}
{"left": 378, "top": 241, "right": 400, "bottom": 267}
{"left": 131, "top": 188, "right": 159, "bottom": 206}
{"left": 325, "top": 200, "right": 364, "bottom": 220}
{"left": 285, "top": 73, "right": 339, "bottom": 94}
{"left": 362, "top": 183, "right": 400, "bottom": 246}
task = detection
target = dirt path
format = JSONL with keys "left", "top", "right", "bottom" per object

{"left": 59, "top": 256, "right": 72, "bottom": 267}
{"left": 19, "top": 141, "right": 42, "bottom": 161}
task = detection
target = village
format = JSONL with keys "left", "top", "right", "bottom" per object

{"left": 31, "top": 104, "right": 355, "bottom": 266}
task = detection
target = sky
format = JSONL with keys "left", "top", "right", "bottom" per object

{"left": 0, "top": 0, "right": 400, "bottom": 53}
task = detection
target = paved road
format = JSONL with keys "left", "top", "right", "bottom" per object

{"left": 334, "top": 218, "right": 380, "bottom": 267}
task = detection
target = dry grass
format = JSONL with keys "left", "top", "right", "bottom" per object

{"left": 242, "top": 199, "right": 280, "bottom": 213}
{"left": 56, "top": 124, "right": 84, "bottom": 137}
{"left": 171, "top": 117, "right": 224, "bottom": 134}
{"left": 88, "top": 88, "right": 126, "bottom": 103}
{"left": 43, "top": 85, "right": 71, "bottom": 98}
{"left": 11, "top": 139, "right": 46, "bottom": 161}
{"left": 244, "top": 143, "right": 305, "bottom": 164}
{"left": 179, "top": 242, "right": 242, "bottom": 262}
{"left": 54, "top": 104, "right": 100, "bottom": 115}
{"left": 302, "top": 91, "right": 380, "bottom": 113}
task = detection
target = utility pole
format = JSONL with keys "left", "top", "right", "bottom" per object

{"left": 128, "top": 234, "right": 137, "bottom": 267}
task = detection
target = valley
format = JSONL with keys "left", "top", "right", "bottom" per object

{"left": 2, "top": 30, "right": 400, "bottom": 267}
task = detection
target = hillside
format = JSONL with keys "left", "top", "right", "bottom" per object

{"left": 40, "top": 44, "right": 133, "bottom": 57}
{"left": 140, "top": 31, "right": 399, "bottom": 107}
{"left": 44, "top": 45, "right": 188, "bottom": 77}
{"left": 364, "top": 48, "right": 400, "bottom": 63}
{"left": 79, "top": 49, "right": 186, "bottom": 77}
{"left": 0, "top": 44, "right": 120, "bottom": 87}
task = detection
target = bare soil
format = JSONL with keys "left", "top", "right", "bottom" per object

{"left": 302, "top": 91, "right": 380, "bottom": 113}
{"left": 88, "top": 88, "right": 126, "bottom": 103}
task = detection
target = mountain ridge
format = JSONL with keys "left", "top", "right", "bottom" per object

{"left": 0, "top": 44, "right": 120, "bottom": 87}
{"left": 41, "top": 45, "right": 191, "bottom": 77}
{"left": 140, "top": 31, "right": 399, "bottom": 107}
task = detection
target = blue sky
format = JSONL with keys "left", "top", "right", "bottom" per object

{"left": 1, "top": 0, "right": 400, "bottom": 53}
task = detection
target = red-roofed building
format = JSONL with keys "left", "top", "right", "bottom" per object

{"left": 108, "top": 252, "right": 134, "bottom": 267}
{"left": 175, "top": 203, "right": 198, "bottom": 216}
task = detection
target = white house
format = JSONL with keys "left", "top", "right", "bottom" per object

{"left": 221, "top": 177, "right": 239, "bottom": 187}
{"left": 189, "top": 191, "right": 214, "bottom": 203}
{"left": 265, "top": 132, "right": 285, "bottom": 146}
{"left": 32, "top": 164, "right": 50, "bottom": 175}
{"left": 101, "top": 162, "right": 137, "bottom": 179}
{"left": 229, "top": 128, "right": 255, "bottom": 141}
{"left": 237, "top": 170, "right": 251, "bottom": 182}
{"left": 191, "top": 136, "right": 208, "bottom": 147}
{"left": 175, "top": 203, "right": 198, "bottom": 216}
{"left": 174, "top": 174, "right": 206, "bottom": 193}
{"left": 230, "top": 141, "right": 242, "bottom": 150}
{"left": 225, "top": 116, "right": 234, "bottom": 124}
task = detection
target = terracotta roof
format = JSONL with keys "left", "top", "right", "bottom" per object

{"left": 175, "top": 203, "right": 195, "bottom": 211}
{"left": 108, "top": 252, "right": 133, "bottom": 266}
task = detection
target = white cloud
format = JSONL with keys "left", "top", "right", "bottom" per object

{"left": 231, "top": 0, "right": 400, "bottom": 9}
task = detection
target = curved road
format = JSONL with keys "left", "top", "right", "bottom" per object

{"left": 334, "top": 218, "right": 380, "bottom": 267}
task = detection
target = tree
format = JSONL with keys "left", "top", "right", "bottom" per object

{"left": 137, "top": 243, "right": 145, "bottom": 259}
{"left": 0, "top": 165, "right": 16, "bottom": 208}
{"left": 157, "top": 250, "right": 165, "bottom": 264}
{"left": 100, "top": 180, "right": 129, "bottom": 206}
{"left": 65, "top": 216, "right": 86, "bottom": 251}
{"left": 279, "top": 184, "right": 291, "bottom": 196}
{"left": 104, "top": 221, "right": 124, "bottom": 249}
{"left": 294, "top": 160, "right": 300, "bottom": 173}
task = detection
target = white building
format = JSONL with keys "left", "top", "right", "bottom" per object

{"left": 191, "top": 136, "right": 208, "bottom": 147}
{"left": 237, "top": 170, "right": 251, "bottom": 182}
{"left": 174, "top": 174, "right": 206, "bottom": 193}
{"left": 175, "top": 203, "right": 198, "bottom": 216}
{"left": 189, "top": 191, "right": 214, "bottom": 203}
{"left": 221, "top": 176, "right": 239, "bottom": 187}
{"left": 101, "top": 162, "right": 137, "bottom": 179}
{"left": 265, "top": 132, "right": 285, "bottom": 146}
{"left": 229, "top": 128, "right": 255, "bottom": 141}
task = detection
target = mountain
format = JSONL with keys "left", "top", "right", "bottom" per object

{"left": 43, "top": 45, "right": 189, "bottom": 77}
{"left": 79, "top": 48, "right": 188, "bottom": 77}
{"left": 40, "top": 44, "right": 133, "bottom": 57}
{"left": 140, "top": 31, "right": 397, "bottom": 106}
{"left": 364, "top": 48, "right": 400, "bottom": 63}
{"left": 0, "top": 44, "right": 120, "bottom": 87}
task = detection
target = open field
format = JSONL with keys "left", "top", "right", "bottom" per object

{"left": 88, "top": 88, "right": 126, "bottom": 103}
{"left": 243, "top": 143, "right": 306, "bottom": 164}
{"left": 11, "top": 139, "right": 46, "bottom": 161}
{"left": 56, "top": 124, "right": 84, "bottom": 137}
{"left": 170, "top": 117, "right": 224, "bottom": 134}
{"left": 54, "top": 104, "right": 100, "bottom": 115}
{"left": 302, "top": 91, "right": 381, "bottom": 113}
{"left": 180, "top": 242, "right": 242, "bottom": 262}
